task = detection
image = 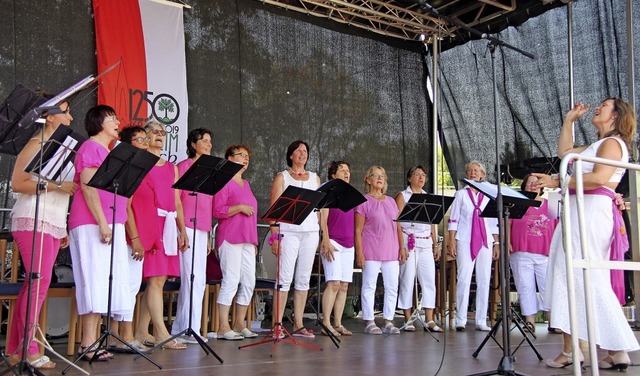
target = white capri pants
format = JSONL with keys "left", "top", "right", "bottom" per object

{"left": 172, "top": 228, "right": 209, "bottom": 335}
{"left": 455, "top": 240, "right": 492, "bottom": 327}
{"left": 216, "top": 241, "right": 256, "bottom": 306}
{"left": 509, "top": 251, "right": 548, "bottom": 316}
{"left": 361, "top": 260, "right": 399, "bottom": 321}
{"left": 278, "top": 231, "right": 319, "bottom": 292}
{"left": 398, "top": 246, "right": 436, "bottom": 310}
{"left": 112, "top": 245, "right": 143, "bottom": 322}
{"left": 321, "top": 239, "right": 354, "bottom": 283}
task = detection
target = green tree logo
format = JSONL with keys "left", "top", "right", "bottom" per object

{"left": 157, "top": 97, "right": 175, "bottom": 122}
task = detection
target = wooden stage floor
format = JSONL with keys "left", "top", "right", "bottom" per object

{"left": 3, "top": 318, "right": 640, "bottom": 375}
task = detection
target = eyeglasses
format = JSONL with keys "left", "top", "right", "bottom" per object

{"left": 149, "top": 129, "right": 166, "bottom": 136}
{"left": 412, "top": 173, "right": 427, "bottom": 178}
{"left": 132, "top": 136, "right": 151, "bottom": 143}
{"left": 369, "top": 173, "right": 386, "bottom": 179}
{"left": 233, "top": 152, "right": 250, "bottom": 159}
{"left": 103, "top": 116, "right": 119, "bottom": 123}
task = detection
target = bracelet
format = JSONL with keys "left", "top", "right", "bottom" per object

{"left": 268, "top": 233, "right": 280, "bottom": 246}
{"left": 130, "top": 236, "right": 139, "bottom": 240}
{"left": 493, "top": 241, "right": 500, "bottom": 245}
{"left": 551, "top": 173, "right": 559, "bottom": 181}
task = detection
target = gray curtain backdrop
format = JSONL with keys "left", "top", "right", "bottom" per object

{"left": 433, "top": 0, "right": 640, "bottom": 186}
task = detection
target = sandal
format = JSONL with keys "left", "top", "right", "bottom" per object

{"left": 382, "top": 322, "right": 400, "bottom": 334}
{"left": 364, "top": 322, "right": 382, "bottom": 335}
{"left": 426, "top": 320, "right": 443, "bottom": 332}
{"left": 137, "top": 334, "right": 157, "bottom": 347}
{"left": 110, "top": 340, "right": 149, "bottom": 354}
{"left": 161, "top": 338, "right": 187, "bottom": 350}
{"left": 524, "top": 322, "right": 536, "bottom": 333}
{"left": 78, "top": 345, "right": 113, "bottom": 362}
{"left": 403, "top": 322, "right": 416, "bottom": 332}
{"left": 547, "top": 326, "right": 562, "bottom": 334}
{"left": 545, "top": 350, "right": 584, "bottom": 369}
{"left": 320, "top": 326, "right": 341, "bottom": 337}
{"left": 335, "top": 325, "right": 352, "bottom": 336}
{"left": 28, "top": 355, "right": 56, "bottom": 369}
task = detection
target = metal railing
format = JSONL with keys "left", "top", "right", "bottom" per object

{"left": 560, "top": 152, "right": 640, "bottom": 376}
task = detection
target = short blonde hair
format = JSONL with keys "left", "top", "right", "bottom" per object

{"left": 363, "top": 165, "right": 388, "bottom": 194}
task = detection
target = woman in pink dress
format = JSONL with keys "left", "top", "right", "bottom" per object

{"left": 8, "top": 99, "right": 76, "bottom": 369}
{"left": 133, "top": 121, "right": 189, "bottom": 350}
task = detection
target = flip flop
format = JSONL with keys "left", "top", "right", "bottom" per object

{"left": 161, "top": 338, "right": 187, "bottom": 350}
{"left": 78, "top": 346, "right": 112, "bottom": 362}
{"left": 292, "top": 328, "right": 315, "bottom": 338}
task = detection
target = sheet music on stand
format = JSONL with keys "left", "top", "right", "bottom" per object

{"left": 460, "top": 178, "right": 540, "bottom": 220}
{"left": 24, "top": 125, "right": 86, "bottom": 184}
{"left": 396, "top": 193, "right": 454, "bottom": 225}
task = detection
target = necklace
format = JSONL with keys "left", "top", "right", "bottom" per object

{"left": 290, "top": 168, "right": 305, "bottom": 176}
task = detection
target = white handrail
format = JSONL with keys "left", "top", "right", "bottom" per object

{"left": 560, "top": 152, "right": 640, "bottom": 376}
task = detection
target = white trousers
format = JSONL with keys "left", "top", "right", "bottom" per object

{"left": 171, "top": 228, "right": 208, "bottom": 335}
{"left": 455, "top": 240, "right": 492, "bottom": 327}
{"left": 361, "top": 260, "right": 399, "bottom": 321}
{"left": 216, "top": 241, "right": 256, "bottom": 306}
{"left": 279, "top": 231, "right": 319, "bottom": 292}
{"left": 398, "top": 247, "right": 436, "bottom": 309}
{"left": 112, "top": 245, "right": 143, "bottom": 322}
{"left": 509, "top": 251, "right": 548, "bottom": 316}
{"left": 321, "top": 240, "right": 354, "bottom": 283}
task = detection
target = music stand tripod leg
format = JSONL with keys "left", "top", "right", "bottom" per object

{"left": 314, "top": 246, "right": 340, "bottom": 348}
{"left": 398, "top": 249, "right": 438, "bottom": 341}
{"left": 239, "top": 225, "right": 322, "bottom": 354}
{"left": 63, "top": 184, "right": 161, "bottom": 374}
{"left": 144, "top": 193, "right": 223, "bottom": 363}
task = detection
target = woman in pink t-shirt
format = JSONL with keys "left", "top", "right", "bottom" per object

{"left": 68, "top": 105, "right": 129, "bottom": 361}
{"left": 319, "top": 161, "right": 356, "bottom": 337}
{"left": 508, "top": 174, "right": 558, "bottom": 334}
{"left": 355, "top": 166, "right": 407, "bottom": 335}
{"left": 214, "top": 144, "right": 258, "bottom": 340}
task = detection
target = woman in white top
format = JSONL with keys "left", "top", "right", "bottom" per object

{"left": 395, "top": 165, "right": 441, "bottom": 332}
{"left": 534, "top": 98, "right": 639, "bottom": 371}
{"left": 269, "top": 140, "right": 320, "bottom": 338}
{"left": 7, "top": 99, "right": 77, "bottom": 369}
{"left": 447, "top": 161, "right": 499, "bottom": 332}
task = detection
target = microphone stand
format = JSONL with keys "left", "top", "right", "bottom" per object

{"left": 418, "top": 3, "right": 535, "bottom": 375}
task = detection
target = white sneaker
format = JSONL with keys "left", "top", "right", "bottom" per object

{"left": 476, "top": 324, "right": 492, "bottom": 332}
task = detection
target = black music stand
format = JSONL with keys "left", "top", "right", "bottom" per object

{"left": 0, "top": 85, "right": 47, "bottom": 156}
{"left": 396, "top": 194, "right": 453, "bottom": 338}
{"left": 313, "top": 179, "right": 366, "bottom": 348}
{"left": 458, "top": 180, "right": 543, "bottom": 372}
{"left": 239, "top": 186, "right": 325, "bottom": 355}
{"left": 63, "top": 142, "right": 161, "bottom": 373}
{"left": 146, "top": 156, "right": 242, "bottom": 363}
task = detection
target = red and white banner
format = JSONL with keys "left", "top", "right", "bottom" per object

{"left": 94, "top": 0, "right": 188, "bottom": 163}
